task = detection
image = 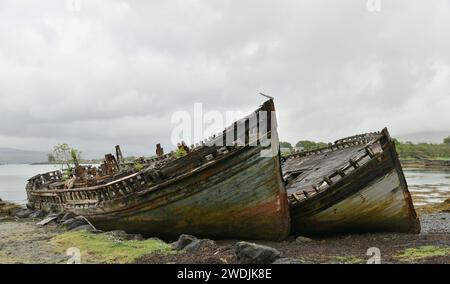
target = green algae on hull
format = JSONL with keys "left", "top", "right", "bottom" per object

{"left": 52, "top": 231, "right": 172, "bottom": 264}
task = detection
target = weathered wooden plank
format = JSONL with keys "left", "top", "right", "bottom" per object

{"left": 284, "top": 128, "right": 420, "bottom": 236}
{"left": 26, "top": 99, "right": 290, "bottom": 241}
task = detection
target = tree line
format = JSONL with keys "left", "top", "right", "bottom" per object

{"left": 280, "top": 136, "right": 450, "bottom": 160}
{"left": 394, "top": 137, "right": 450, "bottom": 160}
{"left": 48, "top": 136, "right": 450, "bottom": 165}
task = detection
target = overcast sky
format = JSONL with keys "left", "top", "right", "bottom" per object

{"left": 0, "top": 0, "right": 449, "bottom": 158}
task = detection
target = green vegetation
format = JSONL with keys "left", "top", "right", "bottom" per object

{"left": 281, "top": 135, "right": 450, "bottom": 161}
{"left": 280, "top": 141, "right": 293, "bottom": 149}
{"left": 295, "top": 140, "right": 328, "bottom": 151}
{"left": 52, "top": 231, "right": 172, "bottom": 264}
{"left": 394, "top": 138, "right": 450, "bottom": 160}
{"left": 0, "top": 201, "right": 22, "bottom": 215}
{"left": 444, "top": 136, "right": 450, "bottom": 145}
{"left": 417, "top": 198, "right": 450, "bottom": 215}
{"left": 133, "top": 162, "right": 144, "bottom": 171}
{"left": 278, "top": 139, "right": 329, "bottom": 157}
{"left": 70, "top": 149, "right": 81, "bottom": 166}
{"left": 51, "top": 143, "right": 82, "bottom": 169}
{"left": 172, "top": 148, "right": 187, "bottom": 159}
{"left": 394, "top": 246, "right": 450, "bottom": 262}
{"left": 47, "top": 153, "right": 56, "bottom": 163}
{"left": 44, "top": 147, "right": 153, "bottom": 168}
{"left": 50, "top": 143, "right": 83, "bottom": 180}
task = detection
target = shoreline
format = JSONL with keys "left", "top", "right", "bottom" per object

{"left": 401, "top": 159, "right": 450, "bottom": 170}
{"left": 1, "top": 198, "right": 449, "bottom": 264}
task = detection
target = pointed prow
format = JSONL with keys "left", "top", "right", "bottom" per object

{"left": 259, "top": 92, "right": 274, "bottom": 100}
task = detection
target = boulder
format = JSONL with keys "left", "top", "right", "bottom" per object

{"left": 60, "top": 212, "right": 77, "bottom": 223}
{"left": 106, "top": 230, "right": 129, "bottom": 240}
{"left": 61, "top": 216, "right": 89, "bottom": 230}
{"left": 147, "top": 237, "right": 164, "bottom": 242}
{"left": 60, "top": 218, "right": 74, "bottom": 227}
{"left": 29, "top": 210, "right": 46, "bottom": 218}
{"left": 10, "top": 207, "right": 33, "bottom": 218}
{"left": 171, "top": 234, "right": 198, "bottom": 250}
{"left": 234, "top": 242, "right": 281, "bottom": 264}
{"left": 71, "top": 224, "right": 96, "bottom": 233}
{"left": 184, "top": 239, "right": 216, "bottom": 252}
{"left": 296, "top": 236, "right": 314, "bottom": 243}
{"left": 26, "top": 203, "right": 35, "bottom": 210}
{"left": 131, "top": 234, "right": 145, "bottom": 241}
{"left": 104, "top": 230, "right": 144, "bottom": 241}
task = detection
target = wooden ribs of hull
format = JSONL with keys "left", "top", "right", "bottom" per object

{"left": 289, "top": 133, "right": 420, "bottom": 236}
{"left": 27, "top": 99, "right": 289, "bottom": 241}
{"left": 74, "top": 146, "right": 290, "bottom": 241}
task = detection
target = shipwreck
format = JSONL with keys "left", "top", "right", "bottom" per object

{"left": 26, "top": 99, "right": 290, "bottom": 241}
{"left": 25, "top": 98, "right": 420, "bottom": 240}
{"left": 283, "top": 128, "right": 421, "bottom": 236}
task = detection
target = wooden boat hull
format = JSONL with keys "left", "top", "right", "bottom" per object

{"left": 86, "top": 146, "right": 290, "bottom": 240}
{"left": 27, "top": 99, "right": 290, "bottom": 241}
{"left": 286, "top": 129, "right": 420, "bottom": 236}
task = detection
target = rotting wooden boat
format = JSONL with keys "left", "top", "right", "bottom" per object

{"left": 283, "top": 128, "right": 420, "bottom": 236}
{"left": 26, "top": 99, "right": 290, "bottom": 241}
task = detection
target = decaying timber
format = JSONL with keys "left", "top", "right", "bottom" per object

{"left": 26, "top": 100, "right": 290, "bottom": 241}
{"left": 283, "top": 128, "right": 420, "bottom": 236}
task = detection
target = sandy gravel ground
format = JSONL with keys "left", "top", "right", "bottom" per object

{"left": 0, "top": 216, "right": 66, "bottom": 264}
{"left": 137, "top": 213, "right": 450, "bottom": 264}
{"left": 0, "top": 212, "right": 448, "bottom": 264}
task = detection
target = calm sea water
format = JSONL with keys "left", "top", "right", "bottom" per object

{"left": 0, "top": 164, "right": 61, "bottom": 204}
{"left": 0, "top": 164, "right": 449, "bottom": 206}
{"left": 403, "top": 168, "right": 450, "bottom": 207}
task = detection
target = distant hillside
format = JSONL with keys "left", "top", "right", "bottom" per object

{"left": 0, "top": 148, "right": 48, "bottom": 164}
{"left": 394, "top": 131, "right": 450, "bottom": 144}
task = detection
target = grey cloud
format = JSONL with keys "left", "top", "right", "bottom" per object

{"left": 0, "top": 0, "right": 449, "bottom": 158}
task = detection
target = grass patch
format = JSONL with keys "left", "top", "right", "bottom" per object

{"left": 394, "top": 246, "right": 450, "bottom": 262}
{"left": 417, "top": 198, "right": 450, "bottom": 215}
{"left": 52, "top": 231, "right": 172, "bottom": 264}
{"left": 433, "top": 157, "right": 450, "bottom": 161}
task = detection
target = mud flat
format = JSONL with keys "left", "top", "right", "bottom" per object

{"left": 0, "top": 198, "right": 449, "bottom": 264}
{"left": 137, "top": 199, "right": 450, "bottom": 264}
{"left": 401, "top": 159, "right": 450, "bottom": 169}
{"left": 136, "top": 212, "right": 450, "bottom": 264}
